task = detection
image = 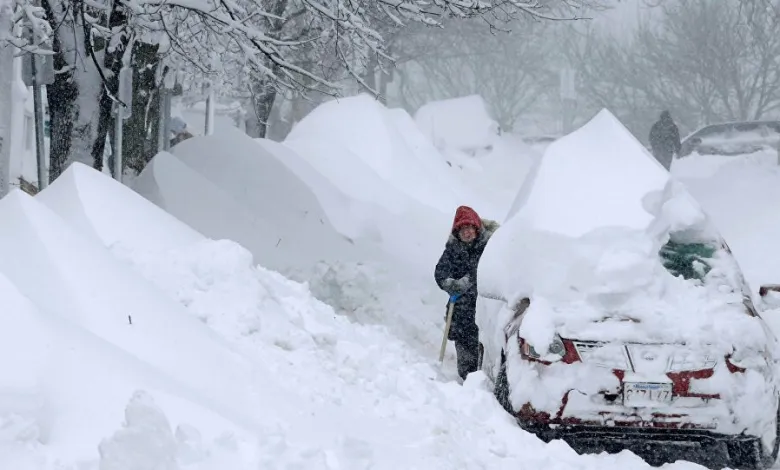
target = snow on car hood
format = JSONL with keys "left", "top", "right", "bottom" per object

{"left": 479, "top": 109, "right": 769, "bottom": 355}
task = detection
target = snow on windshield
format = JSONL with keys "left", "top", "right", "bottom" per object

{"left": 478, "top": 109, "right": 767, "bottom": 355}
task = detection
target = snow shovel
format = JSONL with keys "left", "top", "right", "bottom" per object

{"left": 439, "top": 293, "right": 461, "bottom": 363}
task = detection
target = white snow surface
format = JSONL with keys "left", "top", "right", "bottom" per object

{"left": 285, "top": 94, "right": 484, "bottom": 216}
{"left": 414, "top": 95, "right": 500, "bottom": 152}
{"left": 676, "top": 151, "right": 780, "bottom": 294}
{"left": 0, "top": 162, "right": 704, "bottom": 469}
{"left": 132, "top": 129, "right": 366, "bottom": 282}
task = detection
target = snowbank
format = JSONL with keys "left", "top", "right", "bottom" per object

{"left": 414, "top": 95, "right": 500, "bottom": 153}
{"left": 37, "top": 162, "right": 204, "bottom": 251}
{"left": 284, "top": 94, "right": 483, "bottom": 216}
{"left": 132, "top": 131, "right": 363, "bottom": 281}
{"left": 504, "top": 109, "right": 670, "bottom": 235}
{"left": 253, "top": 138, "right": 381, "bottom": 240}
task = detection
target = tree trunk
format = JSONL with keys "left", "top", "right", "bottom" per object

{"left": 250, "top": 76, "right": 278, "bottom": 139}
{"left": 49, "top": 0, "right": 106, "bottom": 175}
{"left": 363, "top": 54, "right": 378, "bottom": 92}
{"left": 89, "top": 0, "right": 130, "bottom": 176}
{"left": 42, "top": 0, "right": 79, "bottom": 182}
{"left": 124, "top": 42, "right": 159, "bottom": 175}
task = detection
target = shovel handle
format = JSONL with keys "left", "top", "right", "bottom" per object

{"left": 439, "top": 299, "right": 457, "bottom": 363}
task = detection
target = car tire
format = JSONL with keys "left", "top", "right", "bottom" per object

{"left": 727, "top": 399, "right": 780, "bottom": 470}
{"left": 494, "top": 352, "right": 513, "bottom": 414}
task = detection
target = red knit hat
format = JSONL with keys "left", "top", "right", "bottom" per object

{"left": 451, "top": 206, "right": 482, "bottom": 234}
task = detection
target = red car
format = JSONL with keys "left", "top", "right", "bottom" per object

{"left": 476, "top": 109, "right": 780, "bottom": 469}
{"left": 478, "top": 239, "right": 780, "bottom": 469}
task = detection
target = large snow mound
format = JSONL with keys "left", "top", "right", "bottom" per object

{"left": 504, "top": 109, "right": 670, "bottom": 236}
{"left": 37, "top": 162, "right": 204, "bottom": 251}
{"left": 132, "top": 131, "right": 362, "bottom": 281}
{"left": 414, "top": 95, "right": 500, "bottom": 152}
{"left": 253, "top": 138, "right": 381, "bottom": 240}
{"left": 285, "top": 94, "right": 485, "bottom": 216}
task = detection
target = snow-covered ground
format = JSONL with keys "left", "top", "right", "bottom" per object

{"left": 1, "top": 95, "right": 779, "bottom": 469}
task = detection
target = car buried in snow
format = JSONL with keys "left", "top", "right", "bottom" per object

{"left": 678, "top": 120, "right": 780, "bottom": 159}
{"left": 476, "top": 110, "right": 780, "bottom": 469}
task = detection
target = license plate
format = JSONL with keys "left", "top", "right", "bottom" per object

{"left": 623, "top": 382, "right": 673, "bottom": 407}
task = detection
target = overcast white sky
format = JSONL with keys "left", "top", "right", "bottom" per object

{"left": 590, "top": 0, "right": 654, "bottom": 35}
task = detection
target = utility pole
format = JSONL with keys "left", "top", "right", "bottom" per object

{"left": 21, "top": 43, "right": 54, "bottom": 191}
{"left": 114, "top": 66, "right": 132, "bottom": 183}
{"left": 560, "top": 68, "right": 577, "bottom": 135}
{"left": 31, "top": 54, "right": 47, "bottom": 189}
{"left": 0, "top": 0, "right": 13, "bottom": 197}
{"left": 204, "top": 81, "right": 215, "bottom": 136}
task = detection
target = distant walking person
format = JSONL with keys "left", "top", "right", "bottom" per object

{"left": 649, "top": 110, "right": 682, "bottom": 170}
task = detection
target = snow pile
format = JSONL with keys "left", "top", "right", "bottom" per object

{"left": 37, "top": 161, "right": 205, "bottom": 251}
{"left": 253, "top": 137, "right": 382, "bottom": 240}
{"left": 674, "top": 147, "right": 779, "bottom": 179}
{"left": 132, "top": 129, "right": 364, "bottom": 281}
{"left": 478, "top": 110, "right": 776, "bottom": 418}
{"left": 412, "top": 96, "right": 538, "bottom": 218}
{"left": 285, "top": 94, "right": 482, "bottom": 216}
{"left": 414, "top": 95, "right": 500, "bottom": 154}
{"left": 0, "top": 193, "right": 275, "bottom": 467}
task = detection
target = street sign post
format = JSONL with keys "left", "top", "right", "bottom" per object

{"left": 25, "top": 53, "right": 53, "bottom": 189}
{"left": 113, "top": 67, "right": 133, "bottom": 182}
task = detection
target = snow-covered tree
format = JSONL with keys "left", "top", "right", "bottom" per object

{"left": 568, "top": 0, "right": 780, "bottom": 139}
{"left": 2, "top": 0, "right": 603, "bottom": 179}
{"left": 394, "top": 18, "right": 558, "bottom": 132}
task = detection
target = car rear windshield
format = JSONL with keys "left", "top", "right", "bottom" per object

{"left": 659, "top": 240, "right": 716, "bottom": 281}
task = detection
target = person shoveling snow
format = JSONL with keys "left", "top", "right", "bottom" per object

{"left": 435, "top": 205, "right": 499, "bottom": 381}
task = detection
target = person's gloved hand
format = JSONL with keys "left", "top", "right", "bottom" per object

{"left": 443, "top": 275, "right": 471, "bottom": 295}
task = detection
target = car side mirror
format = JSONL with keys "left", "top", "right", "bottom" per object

{"left": 759, "top": 284, "right": 780, "bottom": 309}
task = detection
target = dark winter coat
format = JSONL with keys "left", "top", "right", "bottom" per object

{"left": 434, "top": 206, "right": 499, "bottom": 342}
{"left": 649, "top": 111, "right": 682, "bottom": 169}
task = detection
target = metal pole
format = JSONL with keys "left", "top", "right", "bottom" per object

{"left": 162, "top": 92, "right": 171, "bottom": 151}
{"left": 31, "top": 55, "right": 47, "bottom": 190}
{"left": 0, "top": 44, "right": 12, "bottom": 198}
{"left": 113, "top": 104, "right": 123, "bottom": 182}
{"left": 205, "top": 84, "right": 214, "bottom": 135}
{"left": 157, "top": 89, "right": 167, "bottom": 152}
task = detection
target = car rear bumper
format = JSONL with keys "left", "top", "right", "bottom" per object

{"left": 514, "top": 400, "right": 756, "bottom": 450}
{"left": 522, "top": 421, "right": 752, "bottom": 446}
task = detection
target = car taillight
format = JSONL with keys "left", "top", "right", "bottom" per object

{"left": 725, "top": 346, "right": 771, "bottom": 373}
{"left": 725, "top": 355, "right": 746, "bottom": 373}
{"left": 519, "top": 335, "right": 572, "bottom": 364}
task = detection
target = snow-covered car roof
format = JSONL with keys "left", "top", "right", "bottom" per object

{"left": 679, "top": 120, "right": 780, "bottom": 157}
{"left": 478, "top": 109, "right": 766, "bottom": 354}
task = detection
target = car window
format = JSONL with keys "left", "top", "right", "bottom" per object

{"left": 659, "top": 240, "right": 716, "bottom": 281}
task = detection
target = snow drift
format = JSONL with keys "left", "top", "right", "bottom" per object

{"left": 132, "top": 129, "right": 364, "bottom": 281}
{"left": 284, "top": 94, "right": 489, "bottom": 217}
{"left": 414, "top": 95, "right": 500, "bottom": 154}
{"left": 411, "top": 95, "right": 537, "bottom": 219}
